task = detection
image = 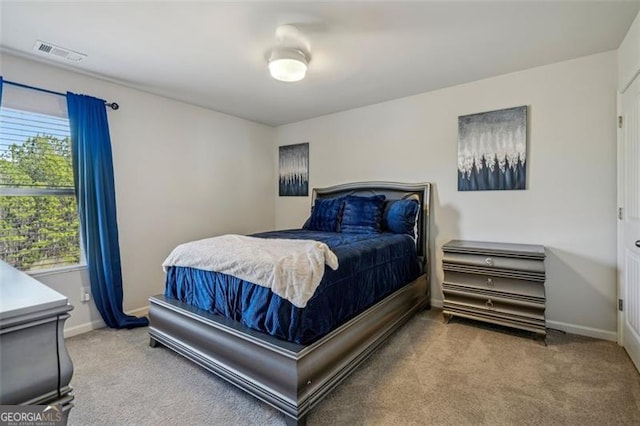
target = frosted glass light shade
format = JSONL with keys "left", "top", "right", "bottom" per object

{"left": 269, "top": 49, "right": 308, "bottom": 82}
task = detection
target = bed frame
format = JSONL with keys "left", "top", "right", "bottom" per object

{"left": 148, "top": 181, "right": 431, "bottom": 425}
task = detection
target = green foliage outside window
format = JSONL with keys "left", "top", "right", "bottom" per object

{"left": 0, "top": 135, "right": 81, "bottom": 270}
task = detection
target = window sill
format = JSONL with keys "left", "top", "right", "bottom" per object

{"left": 27, "top": 264, "right": 87, "bottom": 278}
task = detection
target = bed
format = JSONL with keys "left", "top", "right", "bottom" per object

{"left": 148, "top": 181, "right": 431, "bottom": 425}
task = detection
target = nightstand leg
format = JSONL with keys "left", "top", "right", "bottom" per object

{"left": 534, "top": 332, "right": 547, "bottom": 346}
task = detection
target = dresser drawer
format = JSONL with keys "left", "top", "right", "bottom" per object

{"left": 443, "top": 271, "right": 544, "bottom": 299}
{"left": 443, "top": 252, "right": 545, "bottom": 275}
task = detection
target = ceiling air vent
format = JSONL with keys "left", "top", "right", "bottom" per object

{"left": 33, "top": 40, "right": 86, "bottom": 62}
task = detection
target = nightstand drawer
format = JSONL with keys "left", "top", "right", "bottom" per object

{"left": 442, "top": 285, "right": 545, "bottom": 309}
{"left": 442, "top": 301, "right": 546, "bottom": 334}
{"left": 443, "top": 271, "right": 544, "bottom": 299}
{"left": 443, "top": 252, "right": 545, "bottom": 275}
{"left": 442, "top": 293, "right": 545, "bottom": 322}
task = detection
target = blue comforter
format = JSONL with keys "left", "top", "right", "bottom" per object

{"left": 165, "top": 229, "right": 421, "bottom": 345}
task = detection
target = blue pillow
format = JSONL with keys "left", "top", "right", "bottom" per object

{"left": 341, "top": 195, "right": 386, "bottom": 234}
{"left": 383, "top": 199, "right": 420, "bottom": 237}
{"left": 304, "top": 197, "right": 344, "bottom": 232}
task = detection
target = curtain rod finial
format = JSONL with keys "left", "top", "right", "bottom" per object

{"left": 106, "top": 102, "right": 119, "bottom": 110}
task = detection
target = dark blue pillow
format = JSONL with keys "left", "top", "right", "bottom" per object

{"left": 304, "top": 197, "right": 344, "bottom": 232}
{"left": 341, "top": 195, "right": 386, "bottom": 234}
{"left": 383, "top": 199, "right": 420, "bottom": 237}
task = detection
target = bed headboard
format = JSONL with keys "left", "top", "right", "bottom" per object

{"left": 312, "top": 181, "right": 432, "bottom": 273}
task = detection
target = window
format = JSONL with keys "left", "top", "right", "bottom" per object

{"left": 0, "top": 85, "right": 81, "bottom": 271}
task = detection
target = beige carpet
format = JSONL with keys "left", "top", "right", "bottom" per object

{"left": 65, "top": 309, "right": 640, "bottom": 425}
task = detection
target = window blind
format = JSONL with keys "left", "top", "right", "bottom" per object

{"left": 0, "top": 86, "right": 81, "bottom": 271}
{"left": 0, "top": 107, "right": 74, "bottom": 194}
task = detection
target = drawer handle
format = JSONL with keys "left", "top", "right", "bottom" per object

{"left": 485, "top": 299, "right": 494, "bottom": 309}
{"left": 485, "top": 257, "right": 493, "bottom": 266}
{"left": 486, "top": 278, "right": 493, "bottom": 287}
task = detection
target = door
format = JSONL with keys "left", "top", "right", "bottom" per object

{"left": 620, "top": 75, "right": 640, "bottom": 372}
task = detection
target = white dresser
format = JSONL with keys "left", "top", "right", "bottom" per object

{"left": 0, "top": 260, "right": 74, "bottom": 415}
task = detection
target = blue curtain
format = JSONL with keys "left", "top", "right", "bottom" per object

{"left": 67, "top": 93, "right": 148, "bottom": 329}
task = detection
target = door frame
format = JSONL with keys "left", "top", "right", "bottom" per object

{"left": 617, "top": 89, "right": 623, "bottom": 346}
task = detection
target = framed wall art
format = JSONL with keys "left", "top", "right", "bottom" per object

{"left": 457, "top": 106, "right": 527, "bottom": 191}
{"left": 279, "top": 142, "right": 309, "bottom": 196}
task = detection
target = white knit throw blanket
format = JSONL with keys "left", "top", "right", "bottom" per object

{"left": 162, "top": 234, "right": 339, "bottom": 308}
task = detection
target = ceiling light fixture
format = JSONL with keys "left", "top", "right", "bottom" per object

{"left": 269, "top": 48, "right": 308, "bottom": 82}
{"left": 268, "top": 25, "right": 310, "bottom": 83}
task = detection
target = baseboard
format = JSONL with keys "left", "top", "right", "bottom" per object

{"left": 63, "top": 306, "right": 150, "bottom": 338}
{"left": 63, "top": 318, "right": 106, "bottom": 338}
{"left": 431, "top": 298, "right": 616, "bottom": 342}
{"left": 127, "top": 306, "right": 150, "bottom": 317}
{"left": 545, "top": 320, "right": 617, "bottom": 342}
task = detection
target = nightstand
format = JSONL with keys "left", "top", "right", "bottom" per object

{"left": 442, "top": 240, "right": 546, "bottom": 336}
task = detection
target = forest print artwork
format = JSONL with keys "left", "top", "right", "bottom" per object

{"left": 279, "top": 142, "right": 309, "bottom": 196}
{"left": 457, "top": 106, "right": 527, "bottom": 191}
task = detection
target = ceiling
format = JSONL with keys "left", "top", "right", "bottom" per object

{"left": 1, "top": 1, "right": 638, "bottom": 126}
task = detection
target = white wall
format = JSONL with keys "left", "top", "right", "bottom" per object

{"left": 0, "top": 53, "right": 276, "bottom": 336}
{"left": 1, "top": 51, "right": 619, "bottom": 340}
{"left": 275, "top": 51, "right": 618, "bottom": 340}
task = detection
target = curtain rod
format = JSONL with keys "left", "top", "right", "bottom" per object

{"left": 2, "top": 79, "right": 119, "bottom": 110}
